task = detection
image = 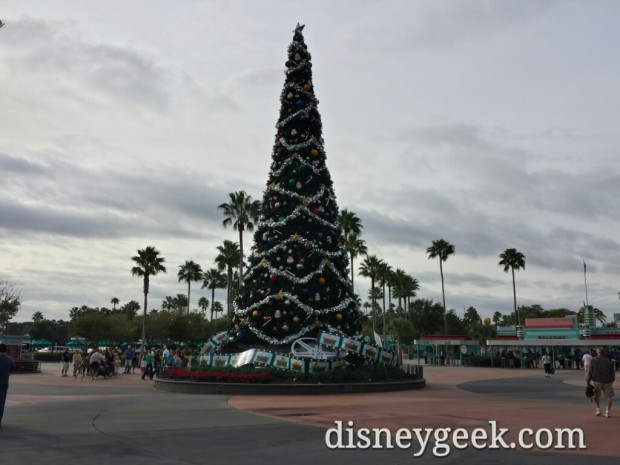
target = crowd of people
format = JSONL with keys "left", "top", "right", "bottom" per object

{"left": 494, "top": 347, "right": 620, "bottom": 371}
{"left": 59, "top": 345, "right": 191, "bottom": 381}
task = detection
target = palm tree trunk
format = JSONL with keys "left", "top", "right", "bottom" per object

{"left": 211, "top": 288, "right": 216, "bottom": 322}
{"left": 227, "top": 266, "right": 233, "bottom": 325}
{"left": 371, "top": 277, "right": 376, "bottom": 334}
{"left": 238, "top": 228, "right": 244, "bottom": 289}
{"left": 512, "top": 267, "right": 518, "bottom": 326}
{"left": 440, "top": 261, "right": 447, "bottom": 335}
{"left": 141, "top": 276, "right": 149, "bottom": 357}
{"left": 187, "top": 281, "right": 191, "bottom": 315}
{"left": 382, "top": 283, "right": 387, "bottom": 342}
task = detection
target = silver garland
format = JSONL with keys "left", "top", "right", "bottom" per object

{"left": 270, "top": 154, "right": 328, "bottom": 178}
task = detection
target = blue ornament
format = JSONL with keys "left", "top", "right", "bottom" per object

{"left": 236, "top": 331, "right": 246, "bottom": 342}
{"left": 296, "top": 99, "right": 304, "bottom": 107}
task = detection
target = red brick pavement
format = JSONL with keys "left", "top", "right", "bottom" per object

{"left": 229, "top": 366, "right": 617, "bottom": 457}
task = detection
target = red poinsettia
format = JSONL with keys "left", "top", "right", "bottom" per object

{"left": 160, "top": 367, "right": 272, "bottom": 384}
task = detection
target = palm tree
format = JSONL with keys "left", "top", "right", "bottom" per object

{"left": 197, "top": 296, "right": 210, "bottom": 316}
{"left": 338, "top": 208, "right": 363, "bottom": 241}
{"left": 377, "top": 261, "right": 393, "bottom": 340}
{"left": 211, "top": 301, "right": 224, "bottom": 319}
{"left": 344, "top": 233, "right": 367, "bottom": 290}
{"left": 110, "top": 297, "right": 120, "bottom": 310}
{"left": 359, "top": 255, "right": 384, "bottom": 335}
{"left": 427, "top": 239, "right": 455, "bottom": 335}
{"left": 202, "top": 268, "right": 227, "bottom": 322}
{"left": 161, "top": 296, "right": 175, "bottom": 312}
{"left": 391, "top": 269, "right": 419, "bottom": 313}
{"left": 173, "top": 293, "right": 188, "bottom": 312}
{"left": 218, "top": 191, "right": 261, "bottom": 288}
{"left": 338, "top": 209, "right": 364, "bottom": 286}
{"left": 214, "top": 240, "right": 241, "bottom": 325}
{"left": 578, "top": 306, "right": 607, "bottom": 326}
{"left": 390, "top": 268, "right": 408, "bottom": 313}
{"left": 498, "top": 248, "right": 526, "bottom": 326}
{"left": 403, "top": 274, "right": 420, "bottom": 310}
{"left": 131, "top": 246, "right": 167, "bottom": 356}
{"left": 177, "top": 260, "right": 203, "bottom": 314}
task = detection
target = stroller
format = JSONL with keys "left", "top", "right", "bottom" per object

{"left": 97, "top": 362, "right": 112, "bottom": 379}
{"left": 88, "top": 361, "right": 111, "bottom": 380}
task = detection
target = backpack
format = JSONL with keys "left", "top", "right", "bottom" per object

{"left": 585, "top": 383, "right": 595, "bottom": 401}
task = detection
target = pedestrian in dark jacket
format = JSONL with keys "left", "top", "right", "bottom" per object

{"left": 0, "top": 343, "right": 14, "bottom": 428}
{"left": 587, "top": 347, "right": 615, "bottom": 418}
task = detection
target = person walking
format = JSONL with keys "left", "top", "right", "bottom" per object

{"left": 89, "top": 348, "right": 105, "bottom": 380}
{"left": 587, "top": 347, "right": 615, "bottom": 418}
{"left": 60, "top": 348, "right": 71, "bottom": 377}
{"left": 141, "top": 351, "right": 154, "bottom": 380}
{"left": 123, "top": 346, "right": 134, "bottom": 374}
{"left": 72, "top": 351, "right": 83, "bottom": 378}
{"left": 574, "top": 349, "right": 581, "bottom": 370}
{"left": 153, "top": 350, "right": 162, "bottom": 379}
{"left": 582, "top": 350, "right": 593, "bottom": 378}
{"left": 0, "top": 343, "right": 14, "bottom": 428}
{"left": 542, "top": 352, "right": 552, "bottom": 378}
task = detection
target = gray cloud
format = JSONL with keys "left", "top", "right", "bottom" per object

{"left": 2, "top": 2, "right": 619, "bottom": 324}
{"left": 1, "top": 17, "right": 172, "bottom": 109}
{"left": 0, "top": 152, "right": 48, "bottom": 175}
{"left": 0, "top": 151, "right": 236, "bottom": 240}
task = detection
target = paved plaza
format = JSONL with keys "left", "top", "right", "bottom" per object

{"left": 1, "top": 362, "right": 616, "bottom": 464}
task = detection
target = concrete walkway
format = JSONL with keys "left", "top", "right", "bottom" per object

{"left": 1, "top": 362, "right": 616, "bottom": 464}
{"left": 233, "top": 365, "right": 617, "bottom": 458}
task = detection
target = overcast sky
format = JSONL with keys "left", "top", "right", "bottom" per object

{"left": 2, "top": 1, "right": 620, "bottom": 325}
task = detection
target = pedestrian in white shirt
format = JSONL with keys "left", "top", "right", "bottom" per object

{"left": 583, "top": 351, "right": 593, "bottom": 378}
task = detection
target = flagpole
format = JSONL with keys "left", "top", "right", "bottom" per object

{"left": 583, "top": 260, "right": 589, "bottom": 306}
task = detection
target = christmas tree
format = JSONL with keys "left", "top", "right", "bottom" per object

{"left": 234, "top": 24, "right": 362, "bottom": 345}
